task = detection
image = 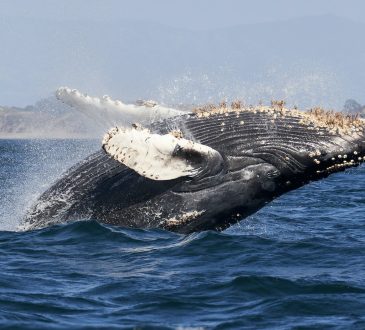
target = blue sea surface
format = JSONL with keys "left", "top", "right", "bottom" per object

{"left": 0, "top": 139, "right": 365, "bottom": 329}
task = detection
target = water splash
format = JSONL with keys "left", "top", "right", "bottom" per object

{"left": 156, "top": 63, "right": 342, "bottom": 109}
{"left": 0, "top": 139, "right": 99, "bottom": 231}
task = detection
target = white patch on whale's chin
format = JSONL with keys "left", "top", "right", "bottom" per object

{"left": 55, "top": 86, "right": 185, "bottom": 128}
{"left": 102, "top": 126, "right": 222, "bottom": 181}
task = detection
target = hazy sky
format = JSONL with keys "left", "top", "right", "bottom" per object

{"left": 1, "top": 0, "right": 365, "bottom": 29}
{"left": 1, "top": 1, "right": 365, "bottom": 107}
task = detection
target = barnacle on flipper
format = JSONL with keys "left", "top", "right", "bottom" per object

{"left": 169, "top": 129, "right": 183, "bottom": 139}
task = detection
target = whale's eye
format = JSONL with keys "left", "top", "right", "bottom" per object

{"left": 266, "top": 169, "right": 281, "bottom": 179}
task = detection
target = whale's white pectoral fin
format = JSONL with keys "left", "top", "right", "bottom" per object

{"left": 102, "top": 127, "right": 224, "bottom": 180}
{"left": 55, "top": 87, "right": 185, "bottom": 128}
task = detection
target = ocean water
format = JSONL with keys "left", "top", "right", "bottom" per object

{"left": 1, "top": 139, "right": 365, "bottom": 329}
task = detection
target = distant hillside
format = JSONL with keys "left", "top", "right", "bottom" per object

{"left": 0, "top": 98, "right": 103, "bottom": 139}
{"left": 343, "top": 99, "right": 365, "bottom": 116}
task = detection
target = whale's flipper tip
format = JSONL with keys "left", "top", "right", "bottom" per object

{"left": 54, "top": 86, "right": 185, "bottom": 129}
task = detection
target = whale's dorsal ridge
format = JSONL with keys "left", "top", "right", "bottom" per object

{"left": 102, "top": 126, "right": 224, "bottom": 181}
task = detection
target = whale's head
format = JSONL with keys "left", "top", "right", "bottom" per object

{"left": 100, "top": 104, "right": 365, "bottom": 233}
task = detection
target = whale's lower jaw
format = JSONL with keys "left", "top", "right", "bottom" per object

{"left": 22, "top": 104, "right": 365, "bottom": 232}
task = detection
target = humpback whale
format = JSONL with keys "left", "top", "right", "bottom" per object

{"left": 22, "top": 90, "right": 365, "bottom": 233}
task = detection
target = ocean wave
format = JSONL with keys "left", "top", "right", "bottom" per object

{"left": 1, "top": 219, "right": 365, "bottom": 329}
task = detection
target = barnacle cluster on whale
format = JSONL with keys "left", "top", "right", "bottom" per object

{"left": 21, "top": 87, "right": 365, "bottom": 233}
